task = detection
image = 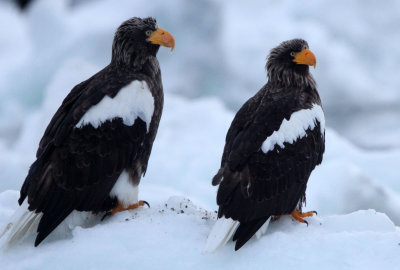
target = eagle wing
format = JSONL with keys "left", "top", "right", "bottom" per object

{"left": 19, "top": 67, "right": 151, "bottom": 246}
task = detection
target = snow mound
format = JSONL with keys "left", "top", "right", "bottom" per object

{"left": 305, "top": 130, "right": 400, "bottom": 225}
{"left": 1, "top": 192, "right": 400, "bottom": 270}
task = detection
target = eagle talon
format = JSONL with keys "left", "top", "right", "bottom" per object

{"left": 313, "top": 210, "right": 318, "bottom": 215}
{"left": 101, "top": 211, "right": 112, "bottom": 221}
{"left": 107, "top": 200, "right": 150, "bottom": 216}
{"left": 141, "top": 200, "right": 150, "bottom": 208}
{"left": 291, "top": 210, "right": 316, "bottom": 225}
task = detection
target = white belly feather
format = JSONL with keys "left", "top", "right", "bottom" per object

{"left": 109, "top": 170, "right": 139, "bottom": 207}
{"left": 75, "top": 80, "right": 154, "bottom": 132}
{"left": 261, "top": 104, "right": 325, "bottom": 153}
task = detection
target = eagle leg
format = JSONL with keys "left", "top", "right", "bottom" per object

{"left": 101, "top": 200, "right": 150, "bottom": 221}
{"left": 273, "top": 215, "right": 281, "bottom": 221}
{"left": 290, "top": 210, "right": 317, "bottom": 226}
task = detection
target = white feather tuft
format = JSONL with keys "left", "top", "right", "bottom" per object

{"left": 255, "top": 217, "right": 271, "bottom": 239}
{"left": 109, "top": 170, "right": 139, "bottom": 208}
{"left": 203, "top": 217, "right": 239, "bottom": 253}
{"left": 0, "top": 200, "right": 42, "bottom": 248}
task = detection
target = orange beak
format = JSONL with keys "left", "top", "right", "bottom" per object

{"left": 293, "top": 49, "right": 316, "bottom": 68}
{"left": 147, "top": 28, "right": 175, "bottom": 52}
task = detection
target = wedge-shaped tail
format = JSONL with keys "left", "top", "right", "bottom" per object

{"left": 204, "top": 216, "right": 271, "bottom": 252}
{"left": 203, "top": 217, "right": 240, "bottom": 253}
{"left": 0, "top": 201, "right": 42, "bottom": 248}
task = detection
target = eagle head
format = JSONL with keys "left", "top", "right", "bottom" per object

{"left": 111, "top": 17, "right": 175, "bottom": 68}
{"left": 266, "top": 39, "right": 316, "bottom": 87}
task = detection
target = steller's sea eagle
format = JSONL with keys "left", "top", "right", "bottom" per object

{"left": 1, "top": 17, "right": 174, "bottom": 247}
{"left": 204, "top": 39, "right": 325, "bottom": 252}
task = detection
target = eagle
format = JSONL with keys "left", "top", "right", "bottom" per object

{"left": 1, "top": 17, "right": 174, "bottom": 247}
{"left": 204, "top": 39, "right": 325, "bottom": 252}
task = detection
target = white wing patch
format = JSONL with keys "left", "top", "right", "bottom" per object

{"left": 261, "top": 104, "right": 325, "bottom": 153}
{"left": 75, "top": 80, "right": 154, "bottom": 132}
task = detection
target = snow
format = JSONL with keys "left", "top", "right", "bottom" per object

{"left": 76, "top": 80, "right": 155, "bottom": 131}
{"left": 261, "top": 104, "right": 325, "bottom": 153}
{"left": 1, "top": 193, "right": 400, "bottom": 270}
{"left": 304, "top": 130, "right": 400, "bottom": 225}
{"left": 0, "top": 0, "right": 400, "bottom": 268}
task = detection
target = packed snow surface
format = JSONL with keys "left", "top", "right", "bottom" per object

{"left": 1, "top": 194, "right": 400, "bottom": 270}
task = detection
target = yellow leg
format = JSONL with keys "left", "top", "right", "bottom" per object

{"left": 110, "top": 200, "right": 148, "bottom": 215}
{"left": 102, "top": 200, "right": 149, "bottom": 221}
{"left": 291, "top": 210, "right": 317, "bottom": 225}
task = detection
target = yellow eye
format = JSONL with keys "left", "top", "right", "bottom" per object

{"left": 145, "top": 30, "right": 152, "bottom": 36}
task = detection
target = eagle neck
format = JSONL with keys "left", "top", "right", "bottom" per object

{"left": 267, "top": 70, "right": 317, "bottom": 90}
{"left": 111, "top": 44, "right": 159, "bottom": 72}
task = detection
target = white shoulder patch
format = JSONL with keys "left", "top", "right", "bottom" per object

{"left": 75, "top": 80, "right": 154, "bottom": 132}
{"left": 261, "top": 104, "right": 325, "bottom": 153}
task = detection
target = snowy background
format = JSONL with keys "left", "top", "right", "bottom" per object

{"left": 1, "top": 0, "right": 400, "bottom": 269}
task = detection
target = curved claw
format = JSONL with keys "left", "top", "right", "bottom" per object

{"left": 101, "top": 211, "right": 112, "bottom": 221}
{"left": 313, "top": 210, "right": 318, "bottom": 215}
{"left": 291, "top": 210, "right": 315, "bottom": 225}
{"left": 142, "top": 200, "right": 150, "bottom": 208}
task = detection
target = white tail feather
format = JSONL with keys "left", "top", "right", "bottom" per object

{"left": 203, "top": 217, "right": 272, "bottom": 253}
{"left": 0, "top": 201, "right": 42, "bottom": 247}
{"left": 203, "top": 218, "right": 240, "bottom": 253}
{"left": 255, "top": 217, "right": 271, "bottom": 239}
